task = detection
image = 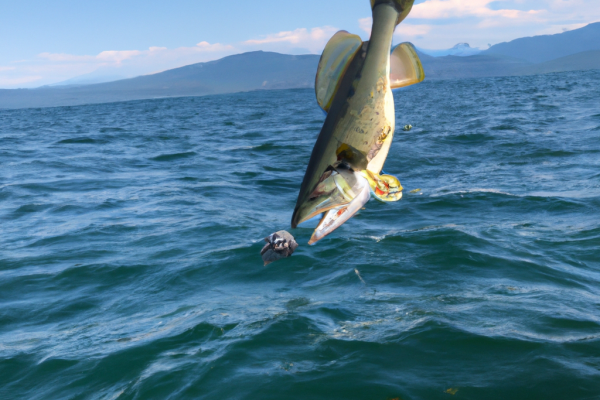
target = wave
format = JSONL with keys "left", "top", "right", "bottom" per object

{"left": 2, "top": 70, "right": 600, "bottom": 399}
{"left": 150, "top": 152, "right": 196, "bottom": 161}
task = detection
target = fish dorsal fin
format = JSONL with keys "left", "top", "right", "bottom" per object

{"left": 315, "top": 31, "right": 362, "bottom": 112}
{"left": 389, "top": 42, "right": 425, "bottom": 89}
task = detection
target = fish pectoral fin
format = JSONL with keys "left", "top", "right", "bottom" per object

{"left": 389, "top": 42, "right": 425, "bottom": 89}
{"left": 309, "top": 171, "right": 371, "bottom": 245}
{"left": 315, "top": 31, "right": 363, "bottom": 112}
{"left": 362, "top": 170, "right": 403, "bottom": 202}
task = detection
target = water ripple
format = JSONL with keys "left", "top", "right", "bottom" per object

{"left": 1, "top": 70, "right": 600, "bottom": 399}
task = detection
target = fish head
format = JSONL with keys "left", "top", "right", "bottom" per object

{"left": 370, "top": 0, "right": 414, "bottom": 24}
{"left": 307, "top": 169, "right": 371, "bottom": 245}
{"left": 291, "top": 144, "right": 368, "bottom": 229}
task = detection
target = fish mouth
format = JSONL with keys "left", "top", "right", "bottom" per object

{"left": 308, "top": 171, "right": 371, "bottom": 245}
{"left": 291, "top": 162, "right": 373, "bottom": 245}
{"left": 292, "top": 162, "right": 361, "bottom": 229}
{"left": 292, "top": 166, "right": 405, "bottom": 244}
{"left": 292, "top": 143, "right": 370, "bottom": 229}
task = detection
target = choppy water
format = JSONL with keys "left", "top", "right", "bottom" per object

{"left": 1, "top": 69, "right": 600, "bottom": 400}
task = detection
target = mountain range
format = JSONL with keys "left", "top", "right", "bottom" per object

{"left": 484, "top": 21, "right": 600, "bottom": 63}
{"left": 418, "top": 43, "right": 482, "bottom": 57}
{"left": 1, "top": 22, "right": 599, "bottom": 109}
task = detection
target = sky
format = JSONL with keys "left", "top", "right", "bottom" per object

{"left": 0, "top": 0, "right": 598, "bottom": 89}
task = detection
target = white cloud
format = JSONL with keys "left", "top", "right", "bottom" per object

{"left": 243, "top": 26, "right": 338, "bottom": 53}
{"left": 360, "top": 17, "right": 431, "bottom": 39}
{"left": 0, "top": 26, "right": 339, "bottom": 89}
{"left": 0, "top": 75, "right": 43, "bottom": 86}
{"left": 3, "top": 0, "right": 600, "bottom": 90}
{"left": 410, "top": 0, "right": 543, "bottom": 19}
{"left": 358, "top": 17, "right": 372, "bottom": 36}
{"left": 361, "top": 0, "right": 600, "bottom": 50}
{"left": 0, "top": 42, "right": 238, "bottom": 89}
{"left": 533, "top": 21, "right": 590, "bottom": 35}
{"left": 396, "top": 24, "right": 432, "bottom": 38}
{"left": 37, "top": 43, "right": 233, "bottom": 68}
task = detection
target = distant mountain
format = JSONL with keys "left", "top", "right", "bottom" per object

{"left": 519, "top": 50, "right": 600, "bottom": 75}
{"left": 418, "top": 48, "right": 600, "bottom": 80}
{"left": 419, "top": 43, "right": 482, "bottom": 57}
{"left": 0, "top": 51, "right": 319, "bottom": 109}
{"left": 484, "top": 22, "right": 600, "bottom": 63}
{"left": 418, "top": 53, "right": 529, "bottom": 80}
{"left": 2, "top": 23, "right": 600, "bottom": 109}
{"left": 48, "top": 73, "right": 129, "bottom": 87}
{"left": 95, "top": 51, "right": 319, "bottom": 94}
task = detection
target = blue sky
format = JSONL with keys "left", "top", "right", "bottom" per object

{"left": 1, "top": 0, "right": 598, "bottom": 88}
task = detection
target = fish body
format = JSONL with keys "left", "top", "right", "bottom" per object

{"left": 291, "top": 0, "right": 424, "bottom": 244}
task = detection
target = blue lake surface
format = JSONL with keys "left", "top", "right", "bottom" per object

{"left": 1, "top": 70, "right": 600, "bottom": 399}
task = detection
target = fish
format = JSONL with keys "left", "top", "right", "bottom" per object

{"left": 291, "top": 0, "right": 425, "bottom": 244}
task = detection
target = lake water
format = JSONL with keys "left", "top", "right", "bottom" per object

{"left": 1, "top": 69, "right": 600, "bottom": 399}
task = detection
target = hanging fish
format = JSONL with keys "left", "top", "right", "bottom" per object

{"left": 291, "top": 0, "right": 425, "bottom": 244}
